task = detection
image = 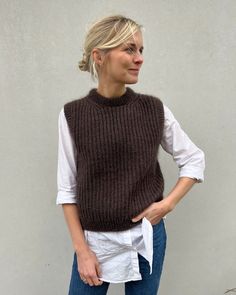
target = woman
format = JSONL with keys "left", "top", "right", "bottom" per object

{"left": 56, "top": 15, "right": 205, "bottom": 295}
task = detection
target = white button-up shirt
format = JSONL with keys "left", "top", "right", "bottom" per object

{"left": 56, "top": 104, "right": 205, "bottom": 283}
{"left": 84, "top": 217, "right": 154, "bottom": 283}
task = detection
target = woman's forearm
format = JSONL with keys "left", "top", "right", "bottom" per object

{"left": 62, "top": 204, "right": 89, "bottom": 254}
{"left": 62, "top": 204, "right": 103, "bottom": 285}
{"left": 164, "top": 176, "right": 198, "bottom": 210}
{"left": 132, "top": 176, "right": 198, "bottom": 224}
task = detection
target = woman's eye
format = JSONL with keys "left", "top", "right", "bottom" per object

{"left": 125, "top": 47, "right": 143, "bottom": 55}
{"left": 126, "top": 47, "right": 134, "bottom": 53}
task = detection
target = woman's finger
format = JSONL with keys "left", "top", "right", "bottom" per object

{"left": 95, "top": 263, "right": 103, "bottom": 285}
{"left": 95, "top": 262, "right": 102, "bottom": 277}
{"left": 86, "top": 277, "right": 94, "bottom": 286}
{"left": 91, "top": 274, "right": 103, "bottom": 286}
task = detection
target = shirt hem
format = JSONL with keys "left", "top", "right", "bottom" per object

{"left": 98, "top": 276, "right": 142, "bottom": 283}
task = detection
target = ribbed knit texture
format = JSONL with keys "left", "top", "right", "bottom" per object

{"left": 64, "top": 87, "right": 165, "bottom": 231}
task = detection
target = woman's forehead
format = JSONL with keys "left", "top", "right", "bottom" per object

{"left": 123, "top": 32, "right": 143, "bottom": 47}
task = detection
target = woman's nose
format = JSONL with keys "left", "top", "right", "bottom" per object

{"left": 133, "top": 52, "right": 144, "bottom": 64}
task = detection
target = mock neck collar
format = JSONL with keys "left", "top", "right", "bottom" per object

{"left": 86, "top": 87, "right": 137, "bottom": 107}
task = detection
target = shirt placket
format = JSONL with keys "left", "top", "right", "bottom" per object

{"left": 124, "top": 229, "right": 142, "bottom": 279}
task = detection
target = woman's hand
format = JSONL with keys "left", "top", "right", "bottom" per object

{"left": 131, "top": 198, "right": 174, "bottom": 225}
{"left": 62, "top": 204, "right": 103, "bottom": 286}
{"left": 131, "top": 177, "right": 198, "bottom": 225}
{"left": 76, "top": 246, "right": 103, "bottom": 286}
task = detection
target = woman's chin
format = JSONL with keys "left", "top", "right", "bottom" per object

{"left": 125, "top": 78, "right": 139, "bottom": 85}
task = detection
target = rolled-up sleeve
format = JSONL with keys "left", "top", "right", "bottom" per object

{"left": 56, "top": 107, "right": 78, "bottom": 204}
{"left": 161, "top": 105, "right": 205, "bottom": 183}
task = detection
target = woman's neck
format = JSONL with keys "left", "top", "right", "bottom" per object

{"left": 97, "top": 83, "right": 126, "bottom": 99}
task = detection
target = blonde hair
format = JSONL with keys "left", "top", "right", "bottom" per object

{"left": 78, "top": 15, "right": 143, "bottom": 80}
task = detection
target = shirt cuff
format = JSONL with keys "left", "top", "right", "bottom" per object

{"left": 56, "top": 191, "right": 77, "bottom": 205}
{"left": 179, "top": 165, "right": 204, "bottom": 183}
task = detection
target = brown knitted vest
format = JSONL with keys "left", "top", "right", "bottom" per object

{"left": 64, "top": 87, "right": 165, "bottom": 231}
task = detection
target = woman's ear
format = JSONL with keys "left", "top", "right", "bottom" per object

{"left": 92, "top": 48, "right": 105, "bottom": 67}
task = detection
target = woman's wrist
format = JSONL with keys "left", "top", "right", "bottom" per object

{"left": 162, "top": 197, "right": 176, "bottom": 213}
{"left": 163, "top": 177, "right": 197, "bottom": 212}
{"left": 74, "top": 242, "right": 90, "bottom": 256}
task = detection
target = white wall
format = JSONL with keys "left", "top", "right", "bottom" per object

{"left": 0, "top": 0, "right": 235, "bottom": 294}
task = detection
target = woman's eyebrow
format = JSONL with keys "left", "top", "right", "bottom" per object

{"left": 125, "top": 43, "right": 144, "bottom": 50}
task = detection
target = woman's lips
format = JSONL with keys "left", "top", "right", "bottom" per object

{"left": 128, "top": 69, "right": 139, "bottom": 74}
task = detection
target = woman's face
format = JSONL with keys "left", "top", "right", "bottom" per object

{"left": 99, "top": 30, "right": 144, "bottom": 86}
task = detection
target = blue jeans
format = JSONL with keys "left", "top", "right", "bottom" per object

{"left": 68, "top": 219, "right": 167, "bottom": 295}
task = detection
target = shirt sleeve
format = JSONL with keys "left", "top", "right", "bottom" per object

{"left": 56, "top": 107, "right": 78, "bottom": 205}
{"left": 161, "top": 105, "right": 205, "bottom": 183}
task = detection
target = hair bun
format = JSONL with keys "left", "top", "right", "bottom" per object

{"left": 78, "top": 53, "right": 89, "bottom": 71}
